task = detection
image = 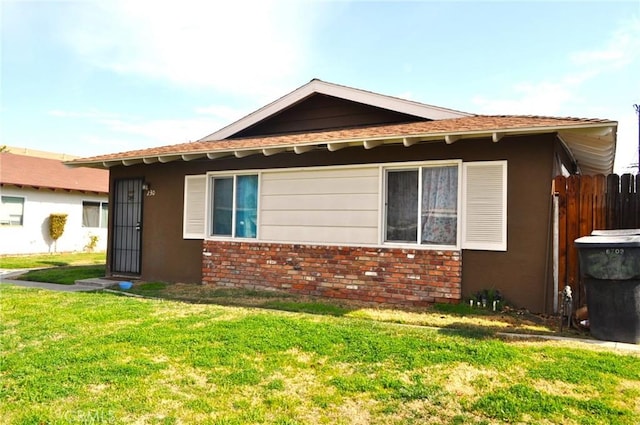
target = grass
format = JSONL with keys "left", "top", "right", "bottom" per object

{"left": 128, "top": 282, "right": 565, "bottom": 336}
{"left": 16, "top": 265, "right": 106, "bottom": 285}
{"left": 0, "top": 252, "right": 106, "bottom": 269}
{"left": 0, "top": 252, "right": 106, "bottom": 285}
{"left": 1, "top": 285, "right": 639, "bottom": 424}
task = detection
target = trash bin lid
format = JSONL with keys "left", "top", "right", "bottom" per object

{"left": 575, "top": 234, "right": 640, "bottom": 248}
{"left": 591, "top": 229, "right": 640, "bottom": 236}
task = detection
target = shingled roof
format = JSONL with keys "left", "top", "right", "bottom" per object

{"left": 65, "top": 79, "right": 617, "bottom": 175}
{"left": 67, "top": 114, "right": 617, "bottom": 175}
{"left": 1, "top": 152, "right": 108, "bottom": 194}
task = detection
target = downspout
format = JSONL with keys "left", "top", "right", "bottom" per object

{"left": 552, "top": 191, "right": 560, "bottom": 314}
{"left": 543, "top": 187, "right": 552, "bottom": 316}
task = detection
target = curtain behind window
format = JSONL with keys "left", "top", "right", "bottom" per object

{"left": 1, "top": 196, "right": 24, "bottom": 225}
{"left": 83, "top": 202, "right": 100, "bottom": 227}
{"left": 421, "top": 166, "right": 458, "bottom": 245}
{"left": 386, "top": 170, "right": 418, "bottom": 242}
{"left": 235, "top": 175, "right": 258, "bottom": 238}
{"left": 212, "top": 178, "right": 233, "bottom": 236}
{"left": 100, "top": 203, "right": 109, "bottom": 228}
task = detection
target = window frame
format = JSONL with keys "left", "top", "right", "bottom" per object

{"left": 206, "top": 171, "right": 260, "bottom": 240}
{"left": 381, "top": 160, "right": 462, "bottom": 249}
{"left": 81, "top": 200, "right": 109, "bottom": 229}
{"left": 0, "top": 195, "right": 25, "bottom": 226}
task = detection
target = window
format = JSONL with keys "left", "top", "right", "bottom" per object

{"left": 385, "top": 164, "right": 459, "bottom": 246}
{"left": 82, "top": 201, "right": 108, "bottom": 228}
{"left": 0, "top": 196, "right": 24, "bottom": 226}
{"left": 210, "top": 174, "right": 258, "bottom": 238}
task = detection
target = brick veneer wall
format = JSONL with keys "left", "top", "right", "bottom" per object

{"left": 202, "top": 241, "right": 462, "bottom": 307}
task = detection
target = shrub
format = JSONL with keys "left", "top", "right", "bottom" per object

{"left": 49, "top": 213, "right": 68, "bottom": 252}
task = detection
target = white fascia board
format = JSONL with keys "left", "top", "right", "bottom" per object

{"left": 199, "top": 79, "right": 471, "bottom": 142}
{"left": 311, "top": 80, "right": 472, "bottom": 120}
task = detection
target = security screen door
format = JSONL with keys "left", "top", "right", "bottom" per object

{"left": 112, "top": 178, "right": 143, "bottom": 275}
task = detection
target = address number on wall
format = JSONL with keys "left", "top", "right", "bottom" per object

{"left": 146, "top": 189, "right": 156, "bottom": 197}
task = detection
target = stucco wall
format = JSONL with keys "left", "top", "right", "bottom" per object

{"left": 0, "top": 187, "right": 108, "bottom": 255}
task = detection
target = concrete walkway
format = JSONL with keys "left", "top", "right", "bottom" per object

{"left": 0, "top": 269, "right": 115, "bottom": 292}
{"left": 1, "top": 270, "right": 639, "bottom": 353}
{"left": 0, "top": 277, "right": 99, "bottom": 292}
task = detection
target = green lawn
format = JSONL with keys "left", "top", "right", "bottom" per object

{"left": 0, "top": 252, "right": 106, "bottom": 268}
{"left": 16, "top": 265, "right": 106, "bottom": 285}
{"left": 1, "top": 285, "right": 639, "bottom": 424}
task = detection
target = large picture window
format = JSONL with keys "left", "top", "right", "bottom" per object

{"left": 210, "top": 174, "right": 258, "bottom": 238}
{"left": 82, "top": 201, "right": 108, "bottom": 228}
{"left": 385, "top": 164, "right": 459, "bottom": 246}
{"left": 0, "top": 196, "right": 25, "bottom": 226}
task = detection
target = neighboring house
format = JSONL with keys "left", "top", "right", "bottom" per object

{"left": 0, "top": 149, "right": 109, "bottom": 255}
{"left": 68, "top": 79, "right": 617, "bottom": 313}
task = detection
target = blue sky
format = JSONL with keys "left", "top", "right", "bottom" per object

{"left": 2, "top": 0, "right": 639, "bottom": 172}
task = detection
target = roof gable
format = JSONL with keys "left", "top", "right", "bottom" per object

{"left": 231, "top": 93, "right": 435, "bottom": 138}
{"left": 200, "top": 79, "right": 471, "bottom": 141}
{"left": 1, "top": 152, "right": 108, "bottom": 194}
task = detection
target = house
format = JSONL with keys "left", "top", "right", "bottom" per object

{"left": 0, "top": 148, "right": 109, "bottom": 255}
{"left": 67, "top": 79, "right": 617, "bottom": 313}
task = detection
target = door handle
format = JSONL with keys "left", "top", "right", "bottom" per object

{"left": 136, "top": 222, "right": 141, "bottom": 231}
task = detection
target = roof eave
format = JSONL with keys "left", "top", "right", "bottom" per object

{"left": 66, "top": 121, "right": 617, "bottom": 173}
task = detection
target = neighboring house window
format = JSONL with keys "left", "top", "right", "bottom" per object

{"left": 82, "top": 201, "right": 108, "bottom": 228}
{"left": 210, "top": 174, "right": 258, "bottom": 238}
{"left": 0, "top": 196, "right": 25, "bottom": 226}
{"left": 385, "top": 164, "right": 459, "bottom": 246}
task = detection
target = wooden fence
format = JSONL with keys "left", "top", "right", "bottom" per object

{"left": 553, "top": 173, "right": 639, "bottom": 308}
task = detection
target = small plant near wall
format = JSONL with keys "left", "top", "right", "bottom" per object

{"left": 85, "top": 234, "right": 99, "bottom": 252}
{"left": 470, "top": 289, "right": 504, "bottom": 312}
{"left": 49, "top": 213, "right": 68, "bottom": 253}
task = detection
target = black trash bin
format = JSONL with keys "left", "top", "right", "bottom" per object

{"left": 574, "top": 234, "right": 640, "bottom": 344}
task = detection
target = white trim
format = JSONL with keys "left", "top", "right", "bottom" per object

{"left": 200, "top": 79, "right": 471, "bottom": 141}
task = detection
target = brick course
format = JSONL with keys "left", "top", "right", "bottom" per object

{"left": 202, "top": 241, "right": 461, "bottom": 307}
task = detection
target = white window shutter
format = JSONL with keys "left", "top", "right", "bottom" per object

{"left": 183, "top": 175, "right": 206, "bottom": 239}
{"left": 462, "top": 161, "right": 507, "bottom": 251}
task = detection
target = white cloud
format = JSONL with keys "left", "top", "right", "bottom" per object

{"left": 570, "top": 17, "right": 640, "bottom": 70}
{"left": 194, "top": 104, "right": 250, "bottom": 123}
{"left": 472, "top": 18, "right": 640, "bottom": 117}
{"left": 48, "top": 104, "right": 239, "bottom": 154}
{"left": 472, "top": 80, "right": 576, "bottom": 116}
{"left": 48, "top": 109, "right": 120, "bottom": 119}
{"left": 470, "top": 17, "right": 640, "bottom": 173}
{"left": 60, "top": 0, "right": 322, "bottom": 100}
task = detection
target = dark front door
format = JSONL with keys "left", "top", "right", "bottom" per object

{"left": 112, "top": 178, "right": 144, "bottom": 275}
